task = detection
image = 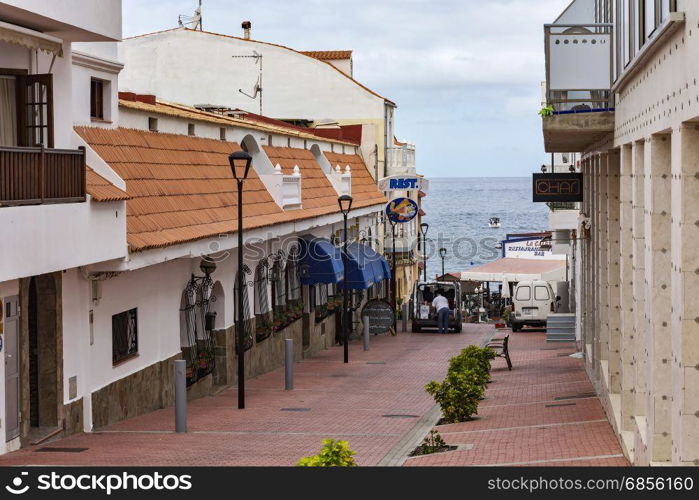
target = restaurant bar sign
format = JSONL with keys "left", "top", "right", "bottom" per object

{"left": 378, "top": 175, "right": 429, "bottom": 193}
{"left": 532, "top": 173, "right": 583, "bottom": 202}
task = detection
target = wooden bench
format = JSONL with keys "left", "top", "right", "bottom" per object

{"left": 486, "top": 334, "right": 512, "bottom": 370}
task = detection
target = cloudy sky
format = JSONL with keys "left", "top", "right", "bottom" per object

{"left": 122, "top": 0, "right": 572, "bottom": 177}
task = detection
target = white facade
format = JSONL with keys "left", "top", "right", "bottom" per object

{"left": 543, "top": 0, "right": 699, "bottom": 466}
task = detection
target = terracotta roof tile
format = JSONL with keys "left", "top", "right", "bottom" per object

{"left": 86, "top": 167, "right": 130, "bottom": 202}
{"left": 301, "top": 50, "right": 352, "bottom": 61}
{"left": 75, "top": 127, "right": 386, "bottom": 253}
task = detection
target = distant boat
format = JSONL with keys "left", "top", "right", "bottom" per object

{"left": 488, "top": 217, "right": 501, "bottom": 228}
{"left": 495, "top": 242, "right": 502, "bottom": 249}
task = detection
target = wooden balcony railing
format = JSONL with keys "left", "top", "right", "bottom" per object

{"left": 0, "top": 146, "right": 86, "bottom": 206}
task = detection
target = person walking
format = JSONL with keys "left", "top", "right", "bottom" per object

{"left": 432, "top": 290, "right": 450, "bottom": 334}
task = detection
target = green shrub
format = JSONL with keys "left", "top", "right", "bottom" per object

{"left": 296, "top": 439, "right": 357, "bottom": 467}
{"left": 413, "top": 430, "right": 448, "bottom": 456}
{"left": 425, "top": 369, "right": 484, "bottom": 423}
{"left": 449, "top": 345, "right": 496, "bottom": 385}
{"left": 539, "top": 105, "right": 555, "bottom": 117}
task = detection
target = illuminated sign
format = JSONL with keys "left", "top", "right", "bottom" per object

{"left": 532, "top": 173, "right": 583, "bottom": 202}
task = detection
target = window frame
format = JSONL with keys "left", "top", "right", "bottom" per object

{"left": 90, "top": 78, "right": 104, "bottom": 120}
{"left": 534, "top": 286, "right": 551, "bottom": 301}
{"left": 112, "top": 308, "right": 138, "bottom": 365}
{"left": 515, "top": 286, "right": 531, "bottom": 301}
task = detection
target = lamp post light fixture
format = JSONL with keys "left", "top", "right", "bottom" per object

{"left": 475, "top": 285, "right": 485, "bottom": 324}
{"left": 420, "top": 222, "right": 429, "bottom": 282}
{"left": 338, "top": 194, "right": 353, "bottom": 364}
{"left": 439, "top": 247, "right": 447, "bottom": 279}
{"left": 390, "top": 221, "right": 397, "bottom": 331}
{"left": 229, "top": 150, "right": 253, "bottom": 409}
{"left": 541, "top": 165, "right": 547, "bottom": 173}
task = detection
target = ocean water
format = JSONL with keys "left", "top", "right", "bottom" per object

{"left": 420, "top": 177, "right": 549, "bottom": 278}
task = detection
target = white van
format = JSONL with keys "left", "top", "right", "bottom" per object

{"left": 511, "top": 280, "right": 559, "bottom": 332}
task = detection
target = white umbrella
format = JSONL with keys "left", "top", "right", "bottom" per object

{"left": 501, "top": 278, "right": 511, "bottom": 299}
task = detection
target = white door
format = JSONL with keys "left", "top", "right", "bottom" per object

{"left": 4, "top": 296, "right": 20, "bottom": 441}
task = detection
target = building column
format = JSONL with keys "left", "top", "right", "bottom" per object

{"left": 607, "top": 149, "right": 622, "bottom": 395}
{"left": 598, "top": 153, "right": 610, "bottom": 381}
{"left": 631, "top": 140, "right": 648, "bottom": 459}
{"left": 670, "top": 125, "right": 699, "bottom": 466}
{"left": 619, "top": 144, "right": 635, "bottom": 436}
{"left": 589, "top": 156, "right": 599, "bottom": 374}
{"left": 642, "top": 133, "right": 673, "bottom": 463}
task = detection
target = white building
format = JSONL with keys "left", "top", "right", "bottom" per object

{"left": 119, "top": 23, "right": 424, "bottom": 304}
{"left": 542, "top": 0, "right": 698, "bottom": 465}
{"left": 0, "top": 1, "right": 390, "bottom": 455}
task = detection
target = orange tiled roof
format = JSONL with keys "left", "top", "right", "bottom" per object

{"left": 119, "top": 98, "right": 358, "bottom": 147}
{"left": 301, "top": 50, "right": 352, "bottom": 61}
{"left": 75, "top": 127, "right": 385, "bottom": 253}
{"left": 324, "top": 151, "right": 384, "bottom": 207}
{"left": 86, "top": 167, "right": 130, "bottom": 202}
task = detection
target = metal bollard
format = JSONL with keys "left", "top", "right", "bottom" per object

{"left": 284, "top": 338, "right": 294, "bottom": 390}
{"left": 363, "top": 315, "right": 370, "bottom": 351}
{"left": 174, "top": 359, "right": 187, "bottom": 433}
{"left": 402, "top": 303, "right": 409, "bottom": 333}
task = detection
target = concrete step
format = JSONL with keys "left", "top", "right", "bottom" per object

{"left": 546, "top": 315, "right": 576, "bottom": 342}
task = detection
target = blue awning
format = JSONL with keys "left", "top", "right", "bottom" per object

{"left": 298, "top": 236, "right": 344, "bottom": 285}
{"left": 361, "top": 244, "right": 390, "bottom": 282}
{"left": 339, "top": 242, "right": 391, "bottom": 290}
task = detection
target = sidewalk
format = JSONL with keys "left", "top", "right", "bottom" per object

{"left": 404, "top": 330, "right": 629, "bottom": 466}
{"left": 0, "top": 325, "right": 488, "bottom": 466}
{"left": 0, "top": 324, "right": 627, "bottom": 467}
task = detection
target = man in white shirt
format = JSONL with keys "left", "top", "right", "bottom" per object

{"left": 432, "top": 290, "right": 450, "bottom": 334}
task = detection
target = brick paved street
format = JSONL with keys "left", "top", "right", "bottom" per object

{"left": 404, "top": 330, "right": 629, "bottom": 466}
{"left": 0, "top": 324, "right": 628, "bottom": 467}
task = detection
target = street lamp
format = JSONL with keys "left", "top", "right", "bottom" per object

{"left": 338, "top": 194, "right": 353, "bottom": 364}
{"left": 420, "top": 222, "right": 429, "bottom": 282}
{"left": 229, "top": 150, "right": 252, "bottom": 409}
{"left": 439, "top": 247, "right": 447, "bottom": 279}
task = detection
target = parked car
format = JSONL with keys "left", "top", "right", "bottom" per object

{"left": 409, "top": 281, "right": 462, "bottom": 333}
{"left": 510, "top": 280, "right": 560, "bottom": 332}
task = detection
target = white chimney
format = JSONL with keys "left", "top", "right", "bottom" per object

{"left": 242, "top": 20, "right": 251, "bottom": 39}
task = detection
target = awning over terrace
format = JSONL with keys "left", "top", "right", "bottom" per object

{"left": 460, "top": 258, "right": 566, "bottom": 283}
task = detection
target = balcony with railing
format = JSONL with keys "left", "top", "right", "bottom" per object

{"left": 0, "top": 146, "right": 87, "bottom": 206}
{"left": 386, "top": 142, "right": 416, "bottom": 176}
{"left": 542, "top": 23, "right": 615, "bottom": 152}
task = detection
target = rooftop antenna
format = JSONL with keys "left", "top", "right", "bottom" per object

{"left": 178, "top": 0, "right": 203, "bottom": 31}
{"left": 233, "top": 47, "right": 263, "bottom": 115}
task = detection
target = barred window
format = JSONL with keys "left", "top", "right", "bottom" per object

{"left": 286, "top": 246, "right": 301, "bottom": 303}
{"left": 112, "top": 308, "right": 138, "bottom": 364}
{"left": 272, "top": 258, "right": 285, "bottom": 310}
{"left": 254, "top": 260, "right": 270, "bottom": 315}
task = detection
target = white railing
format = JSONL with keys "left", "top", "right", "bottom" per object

{"left": 328, "top": 164, "right": 351, "bottom": 196}
{"left": 386, "top": 143, "right": 416, "bottom": 176}
{"left": 545, "top": 24, "right": 613, "bottom": 112}
{"left": 260, "top": 164, "right": 302, "bottom": 209}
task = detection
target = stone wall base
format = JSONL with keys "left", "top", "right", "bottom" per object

{"left": 91, "top": 353, "right": 180, "bottom": 429}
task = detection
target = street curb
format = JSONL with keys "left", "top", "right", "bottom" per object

{"left": 377, "top": 328, "right": 496, "bottom": 466}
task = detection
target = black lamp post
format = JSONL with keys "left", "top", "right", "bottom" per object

{"left": 229, "top": 150, "right": 252, "bottom": 409}
{"left": 338, "top": 194, "right": 353, "bottom": 364}
{"left": 420, "top": 222, "right": 429, "bottom": 282}
{"left": 439, "top": 247, "right": 447, "bottom": 279}
{"left": 390, "top": 221, "right": 397, "bottom": 331}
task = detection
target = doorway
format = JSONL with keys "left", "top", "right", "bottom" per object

{"left": 25, "top": 274, "right": 59, "bottom": 440}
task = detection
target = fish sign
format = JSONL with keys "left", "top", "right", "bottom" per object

{"left": 385, "top": 197, "right": 419, "bottom": 223}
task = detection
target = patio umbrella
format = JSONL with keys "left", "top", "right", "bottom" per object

{"left": 501, "top": 278, "right": 511, "bottom": 299}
